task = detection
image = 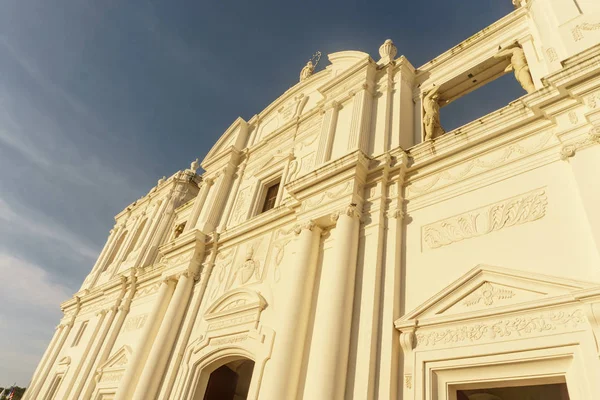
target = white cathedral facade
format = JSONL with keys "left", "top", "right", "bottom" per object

{"left": 24, "top": 1, "right": 600, "bottom": 399}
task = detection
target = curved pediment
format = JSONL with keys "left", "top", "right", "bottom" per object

{"left": 205, "top": 287, "right": 267, "bottom": 321}
{"left": 202, "top": 117, "right": 249, "bottom": 169}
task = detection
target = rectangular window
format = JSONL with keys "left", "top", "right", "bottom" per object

{"left": 261, "top": 180, "right": 280, "bottom": 213}
{"left": 71, "top": 321, "right": 88, "bottom": 347}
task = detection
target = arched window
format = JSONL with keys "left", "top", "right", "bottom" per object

{"left": 201, "top": 359, "right": 254, "bottom": 400}
{"left": 102, "top": 230, "right": 128, "bottom": 271}
{"left": 122, "top": 219, "right": 147, "bottom": 260}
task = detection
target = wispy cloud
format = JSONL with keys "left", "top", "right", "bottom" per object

{"left": 0, "top": 197, "right": 99, "bottom": 261}
{"left": 0, "top": 253, "right": 71, "bottom": 310}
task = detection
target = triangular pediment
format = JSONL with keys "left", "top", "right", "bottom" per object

{"left": 397, "top": 265, "right": 596, "bottom": 325}
{"left": 253, "top": 150, "right": 293, "bottom": 178}
{"left": 98, "top": 345, "right": 132, "bottom": 371}
{"left": 205, "top": 288, "right": 266, "bottom": 321}
{"left": 202, "top": 117, "right": 248, "bottom": 168}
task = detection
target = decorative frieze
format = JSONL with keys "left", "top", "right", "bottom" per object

{"left": 407, "top": 130, "right": 554, "bottom": 198}
{"left": 415, "top": 309, "right": 586, "bottom": 348}
{"left": 422, "top": 188, "right": 547, "bottom": 249}
{"left": 302, "top": 181, "right": 353, "bottom": 211}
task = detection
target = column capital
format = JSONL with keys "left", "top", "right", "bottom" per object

{"left": 162, "top": 275, "right": 177, "bottom": 285}
{"left": 293, "top": 220, "right": 318, "bottom": 235}
{"left": 203, "top": 177, "right": 215, "bottom": 187}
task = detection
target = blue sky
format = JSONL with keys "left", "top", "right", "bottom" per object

{"left": 0, "top": 0, "right": 521, "bottom": 386}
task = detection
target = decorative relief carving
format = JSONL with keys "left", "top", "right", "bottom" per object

{"left": 545, "top": 47, "right": 558, "bottom": 62}
{"left": 560, "top": 127, "right": 600, "bottom": 160}
{"left": 568, "top": 111, "right": 579, "bottom": 125}
{"left": 208, "top": 249, "right": 235, "bottom": 300}
{"left": 230, "top": 187, "right": 250, "bottom": 226}
{"left": 210, "top": 333, "right": 249, "bottom": 346}
{"left": 123, "top": 314, "right": 148, "bottom": 332}
{"left": 204, "top": 288, "right": 267, "bottom": 333}
{"left": 100, "top": 371, "right": 124, "bottom": 383}
{"left": 416, "top": 309, "right": 586, "bottom": 348}
{"left": 572, "top": 22, "right": 600, "bottom": 42}
{"left": 299, "top": 152, "right": 316, "bottom": 176}
{"left": 404, "top": 374, "right": 412, "bottom": 389}
{"left": 302, "top": 181, "right": 353, "bottom": 210}
{"left": 463, "top": 282, "right": 515, "bottom": 307}
{"left": 407, "top": 130, "right": 554, "bottom": 197}
{"left": 225, "top": 244, "right": 263, "bottom": 291}
{"left": 588, "top": 93, "right": 599, "bottom": 109}
{"left": 134, "top": 282, "right": 161, "bottom": 299}
{"left": 422, "top": 189, "right": 547, "bottom": 250}
{"left": 272, "top": 240, "right": 291, "bottom": 283}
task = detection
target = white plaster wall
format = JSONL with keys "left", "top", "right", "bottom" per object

{"left": 404, "top": 160, "right": 600, "bottom": 312}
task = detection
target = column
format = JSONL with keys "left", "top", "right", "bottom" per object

{"left": 185, "top": 178, "right": 214, "bottom": 232}
{"left": 79, "top": 276, "right": 138, "bottom": 399}
{"left": 89, "top": 225, "right": 123, "bottom": 287}
{"left": 23, "top": 325, "right": 64, "bottom": 400}
{"left": 568, "top": 124, "right": 600, "bottom": 261}
{"left": 138, "top": 201, "right": 176, "bottom": 268}
{"left": 158, "top": 249, "right": 217, "bottom": 398}
{"left": 304, "top": 205, "right": 360, "bottom": 400}
{"left": 132, "top": 272, "right": 195, "bottom": 400}
{"left": 316, "top": 102, "right": 340, "bottom": 164}
{"left": 197, "top": 165, "right": 235, "bottom": 233}
{"left": 348, "top": 85, "right": 373, "bottom": 153}
{"left": 67, "top": 307, "right": 116, "bottom": 400}
{"left": 62, "top": 310, "right": 108, "bottom": 399}
{"left": 260, "top": 221, "right": 321, "bottom": 400}
{"left": 26, "top": 322, "right": 74, "bottom": 400}
{"left": 114, "top": 278, "right": 176, "bottom": 400}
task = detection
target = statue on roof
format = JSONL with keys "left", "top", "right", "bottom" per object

{"left": 494, "top": 44, "right": 536, "bottom": 93}
{"left": 299, "top": 51, "right": 321, "bottom": 82}
{"left": 188, "top": 158, "right": 200, "bottom": 174}
{"left": 423, "top": 85, "right": 445, "bottom": 141}
{"left": 300, "top": 61, "right": 315, "bottom": 82}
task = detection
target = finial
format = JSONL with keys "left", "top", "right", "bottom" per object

{"left": 158, "top": 176, "right": 167, "bottom": 186}
{"left": 378, "top": 39, "right": 397, "bottom": 65}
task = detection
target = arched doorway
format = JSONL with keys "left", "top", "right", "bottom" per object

{"left": 202, "top": 359, "right": 255, "bottom": 400}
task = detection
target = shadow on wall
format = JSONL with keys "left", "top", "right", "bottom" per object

{"left": 440, "top": 73, "right": 524, "bottom": 133}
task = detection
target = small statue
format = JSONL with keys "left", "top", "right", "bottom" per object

{"left": 188, "top": 158, "right": 199, "bottom": 174}
{"left": 300, "top": 61, "right": 315, "bottom": 82}
{"left": 423, "top": 85, "right": 445, "bottom": 141}
{"left": 157, "top": 176, "right": 167, "bottom": 186}
{"left": 494, "top": 44, "right": 536, "bottom": 93}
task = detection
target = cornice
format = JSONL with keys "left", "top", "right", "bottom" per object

{"left": 416, "top": 8, "right": 528, "bottom": 75}
{"left": 286, "top": 150, "right": 371, "bottom": 196}
{"left": 217, "top": 206, "right": 295, "bottom": 248}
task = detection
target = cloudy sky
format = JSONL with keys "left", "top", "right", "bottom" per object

{"left": 0, "top": 0, "right": 521, "bottom": 386}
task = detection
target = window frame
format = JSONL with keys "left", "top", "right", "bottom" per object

{"left": 251, "top": 173, "right": 283, "bottom": 217}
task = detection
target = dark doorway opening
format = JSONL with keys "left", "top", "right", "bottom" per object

{"left": 457, "top": 382, "right": 570, "bottom": 400}
{"left": 203, "top": 359, "right": 255, "bottom": 400}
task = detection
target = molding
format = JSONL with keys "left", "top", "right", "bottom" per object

{"left": 415, "top": 308, "right": 586, "bottom": 348}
